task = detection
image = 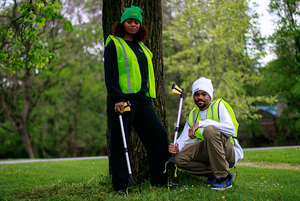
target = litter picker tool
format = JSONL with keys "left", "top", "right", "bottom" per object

{"left": 163, "top": 84, "right": 184, "bottom": 177}
{"left": 118, "top": 101, "right": 141, "bottom": 195}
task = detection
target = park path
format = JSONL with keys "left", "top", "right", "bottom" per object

{"left": 240, "top": 145, "right": 300, "bottom": 170}
{"left": 1, "top": 146, "right": 300, "bottom": 165}
{"left": 237, "top": 162, "right": 300, "bottom": 170}
{"left": 0, "top": 156, "right": 108, "bottom": 164}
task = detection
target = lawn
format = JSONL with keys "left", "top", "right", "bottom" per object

{"left": 1, "top": 147, "right": 299, "bottom": 200}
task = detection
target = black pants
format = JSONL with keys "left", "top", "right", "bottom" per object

{"left": 107, "top": 93, "right": 169, "bottom": 191}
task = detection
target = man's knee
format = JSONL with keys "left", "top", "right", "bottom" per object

{"left": 203, "top": 126, "right": 220, "bottom": 139}
{"left": 174, "top": 153, "right": 189, "bottom": 168}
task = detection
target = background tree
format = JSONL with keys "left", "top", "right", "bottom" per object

{"left": 25, "top": 0, "right": 106, "bottom": 158}
{"left": 102, "top": 0, "right": 168, "bottom": 182}
{"left": 162, "top": 0, "right": 277, "bottom": 136}
{"left": 0, "top": 0, "right": 106, "bottom": 159}
{"left": 0, "top": 0, "right": 72, "bottom": 158}
{"left": 256, "top": 0, "right": 300, "bottom": 144}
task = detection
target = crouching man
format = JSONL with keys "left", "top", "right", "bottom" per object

{"left": 169, "top": 77, "right": 244, "bottom": 190}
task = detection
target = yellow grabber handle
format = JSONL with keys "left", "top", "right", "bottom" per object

{"left": 121, "top": 101, "right": 131, "bottom": 113}
{"left": 172, "top": 84, "right": 183, "bottom": 96}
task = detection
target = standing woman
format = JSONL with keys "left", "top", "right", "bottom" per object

{"left": 104, "top": 6, "right": 173, "bottom": 195}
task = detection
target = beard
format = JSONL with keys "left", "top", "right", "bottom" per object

{"left": 195, "top": 99, "right": 207, "bottom": 109}
{"left": 198, "top": 102, "right": 208, "bottom": 109}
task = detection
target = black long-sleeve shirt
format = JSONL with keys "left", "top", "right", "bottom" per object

{"left": 104, "top": 39, "right": 149, "bottom": 104}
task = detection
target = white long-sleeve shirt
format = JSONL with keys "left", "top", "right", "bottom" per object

{"left": 176, "top": 101, "right": 243, "bottom": 166}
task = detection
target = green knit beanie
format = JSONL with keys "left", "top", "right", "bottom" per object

{"left": 120, "top": 6, "right": 143, "bottom": 25}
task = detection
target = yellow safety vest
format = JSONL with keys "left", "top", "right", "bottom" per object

{"left": 187, "top": 98, "right": 239, "bottom": 145}
{"left": 105, "top": 35, "right": 156, "bottom": 98}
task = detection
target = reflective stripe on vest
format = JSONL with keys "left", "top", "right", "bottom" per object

{"left": 187, "top": 98, "right": 239, "bottom": 145}
{"left": 112, "top": 36, "right": 131, "bottom": 93}
{"left": 105, "top": 35, "right": 156, "bottom": 98}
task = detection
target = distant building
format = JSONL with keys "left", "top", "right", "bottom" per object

{"left": 239, "top": 102, "right": 298, "bottom": 147}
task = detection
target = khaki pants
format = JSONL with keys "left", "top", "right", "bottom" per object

{"left": 174, "top": 126, "right": 235, "bottom": 179}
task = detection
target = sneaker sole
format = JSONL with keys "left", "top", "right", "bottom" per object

{"left": 211, "top": 185, "right": 232, "bottom": 191}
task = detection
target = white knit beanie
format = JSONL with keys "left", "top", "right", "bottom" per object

{"left": 192, "top": 77, "right": 214, "bottom": 100}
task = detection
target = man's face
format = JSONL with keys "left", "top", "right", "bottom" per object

{"left": 193, "top": 90, "right": 211, "bottom": 111}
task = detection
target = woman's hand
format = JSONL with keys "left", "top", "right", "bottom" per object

{"left": 114, "top": 102, "right": 125, "bottom": 113}
{"left": 169, "top": 143, "right": 179, "bottom": 155}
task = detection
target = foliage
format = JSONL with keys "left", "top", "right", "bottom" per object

{"left": 1, "top": 148, "right": 300, "bottom": 200}
{"left": 29, "top": 21, "right": 107, "bottom": 157}
{"left": 0, "top": 122, "right": 27, "bottom": 158}
{"left": 0, "top": 0, "right": 74, "bottom": 158}
{"left": 238, "top": 118, "right": 265, "bottom": 147}
{"left": 163, "top": 0, "right": 277, "bottom": 122}
{"left": 32, "top": 1, "right": 106, "bottom": 157}
{"left": 0, "top": 0, "right": 106, "bottom": 158}
{"left": 0, "top": 0, "right": 72, "bottom": 71}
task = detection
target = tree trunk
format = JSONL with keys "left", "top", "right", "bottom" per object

{"left": 102, "top": 0, "right": 122, "bottom": 41}
{"left": 1, "top": 68, "right": 36, "bottom": 159}
{"left": 9, "top": 67, "right": 38, "bottom": 159}
{"left": 103, "top": 0, "right": 120, "bottom": 177}
{"left": 142, "top": 1, "right": 168, "bottom": 129}
{"left": 22, "top": 68, "right": 39, "bottom": 158}
{"left": 102, "top": 0, "right": 168, "bottom": 183}
{"left": 19, "top": 126, "right": 35, "bottom": 158}
{"left": 1, "top": 0, "right": 64, "bottom": 159}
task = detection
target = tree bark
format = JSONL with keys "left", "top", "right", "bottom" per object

{"left": 102, "top": 0, "right": 168, "bottom": 183}
{"left": 21, "top": 68, "right": 37, "bottom": 158}
{"left": 102, "top": 0, "right": 122, "bottom": 41}
{"left": 19, "top": 126, "right": 34, "bottom": 158}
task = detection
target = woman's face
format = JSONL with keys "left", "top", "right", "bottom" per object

{"left": 123, "top": 19, "right": 140, "bottom": 35}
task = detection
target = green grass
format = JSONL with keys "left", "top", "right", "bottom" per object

{"left": 242, "top": 147, "right": 300, "bottom": 165}
{"left": 0, "top": 159, "right": 109, "bottom": 200}
{"left": 0, "top": 148, "right": 299, "bottom": 200}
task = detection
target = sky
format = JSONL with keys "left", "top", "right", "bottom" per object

{"left": 250, "top": 0, "right": 277, "bottom": 65}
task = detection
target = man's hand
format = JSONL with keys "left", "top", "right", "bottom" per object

{"left": 114, "top": 102, "right": 125, "bottom": 113}
{"left": 188, "top": 122, "right": 199, "bottom": 139}
{"left": 169, "top": 143, "right": 179, "bottom": 155}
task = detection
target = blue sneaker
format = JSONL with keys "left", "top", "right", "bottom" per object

{"left": 211, "top": 173, "right": 232, "bottom": 190}
{"left": 204, "top": 175, "right": 215, "bottom": 184}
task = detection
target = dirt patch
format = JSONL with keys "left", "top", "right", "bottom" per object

{"left": 237, "top": 162, "right": 300, "bottom": 170}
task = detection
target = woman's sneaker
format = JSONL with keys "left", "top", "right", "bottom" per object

{"left": 211, "top": 173, "right": 232, "bottom": 190}
{"left": 166, "top": 182, "right": 179, "bottom": 189}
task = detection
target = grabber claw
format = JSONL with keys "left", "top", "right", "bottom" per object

{"left": 126, "top": 175, "right": 141, "bottom": 195}
{"left": 163, "top": 155, "right": 178, "bottom": 177}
